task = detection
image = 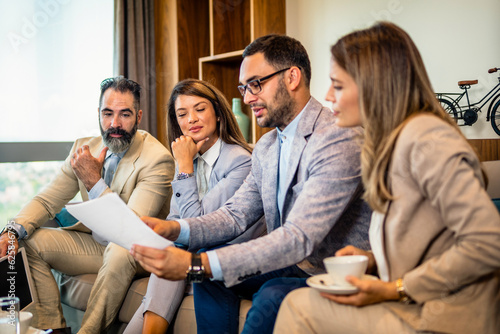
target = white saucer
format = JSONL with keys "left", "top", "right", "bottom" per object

{"left": 306, "top": 273, "right": 377, "bottom": 294}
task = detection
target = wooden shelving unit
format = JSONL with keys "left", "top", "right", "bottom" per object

{"left": 155, "top": 0, "right": 285, "bottom": 144}
{"left": 199, "top": 0, "right": 286, "bottom": 143}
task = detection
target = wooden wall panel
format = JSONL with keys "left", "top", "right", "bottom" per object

{"left": 202, "top": 59, "right": 242, "bottom": 100}
{"left": 177, "top": 0, "right": 210, "bottom": 79}
{"left": 154, "top": 0, "right": 177, "bottom": 146}
{"left": 253, "top": 0, "right": 286, "bottom": 38}
{"left": 213, "top": 0, "right": 251, "bottom": 54}
{"left": 468, "top": 139, "right": 500, "bottom": 161}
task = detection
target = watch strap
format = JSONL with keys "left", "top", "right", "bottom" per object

{"left": 1, "top": 225, "right": 19, "bottom": 240}
{"left": 186, "top": 253, "right": 205, "bottom": 283}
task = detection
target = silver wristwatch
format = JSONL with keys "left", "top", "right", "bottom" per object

{"left": 186, "top": 253, "right": 205, "bottom": 283}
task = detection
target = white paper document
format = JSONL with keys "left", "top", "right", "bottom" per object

{"left": 66, "top": 193, "right": 172, "bottom": 250}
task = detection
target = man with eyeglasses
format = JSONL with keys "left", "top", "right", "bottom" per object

{"left": 130, "top": 34, "right": 371, "bottom": 333}
{"left": 0, "top": 76, "right": 174, "bottom": 334}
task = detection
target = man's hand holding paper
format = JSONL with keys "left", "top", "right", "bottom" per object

{"left": 140, "top": 216, "right": 181, "bottom": 241}
{"left": 130, "top": 243, "right": 192, "bottom": 280}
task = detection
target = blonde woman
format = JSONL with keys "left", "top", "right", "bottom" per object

{"left": 275, "top": 22, "right": 500, "bottom": 334}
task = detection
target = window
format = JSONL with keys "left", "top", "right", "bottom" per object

{"left": 0, "top": 0, "right": 114, "bottom": 225}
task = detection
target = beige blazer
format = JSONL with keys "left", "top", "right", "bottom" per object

{"left": 14, "top": 130, "right": 174, "bottom": 237}
{"left": 379, "top": 115, "right": 500, "bottom": 334}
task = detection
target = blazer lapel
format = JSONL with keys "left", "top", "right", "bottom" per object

{"left": 260, "top": 131, "right": 281, "bottom": 231}
{"left": 89, "top": 139, "right": 106, "bottom": 179}
{"left": 281, "top": 98, "right": 320, "bottom": 218}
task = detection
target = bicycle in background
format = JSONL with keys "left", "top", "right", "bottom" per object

{"left": 436, "top": 67, "right": 500, "bottom": 135}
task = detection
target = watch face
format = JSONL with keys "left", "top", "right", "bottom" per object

{"left": 187, "top": 270, "right": 205, "bottom": 283}
{"left": 187, "top": 253, "right": 204, "bottom": 283}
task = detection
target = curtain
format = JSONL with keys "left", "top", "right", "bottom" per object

{"left": 114, "top": 0, "right": 157, "bottom": 137}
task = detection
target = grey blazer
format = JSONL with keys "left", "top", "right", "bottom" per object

{"left": 168, "top": 142, "right": 265, "bottom": 243}
{"left": 185, "top": 97, "right": 372, "bottom": 287}
{"left": 168, "top": 141, "right": 252, "bottom": 220}
{"left": 380, "top": 115, "right": 500, "bottom": 334}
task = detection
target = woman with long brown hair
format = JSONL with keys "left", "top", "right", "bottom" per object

{"left": 125, "top": 79, "right": 255, "bottom": 334}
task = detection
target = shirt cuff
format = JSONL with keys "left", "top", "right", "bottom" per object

{"left": 88, "top": 178, "right": 107, "bottom": 200}
{"left": 175, "top": 219, "right": 190, "bottom": 245}
{"left": 5, "top": 222, "right": 27, "bottom": 240}
{"left": 206, "top": 250, "right": 224, "bottom": 281}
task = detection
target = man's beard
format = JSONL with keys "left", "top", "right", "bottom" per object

{"left": 255, "top": 79, "right": 296, "bottom": 129}
{"left": 100, "top": 123, "right": 137, "bottom": 153}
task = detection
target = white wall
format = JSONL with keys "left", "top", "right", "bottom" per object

{"left": 286, "top": 0, "right": 500, "bottom": 138}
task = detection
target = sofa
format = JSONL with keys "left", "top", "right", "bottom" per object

{"left": 42, "top": 216, "right": 250, "bottom": 333}
{"left": 51, "top": 261, "right": 252, "bottom": 334}
{"left": 46, "top": 160, "right": 500, "bottom": 333}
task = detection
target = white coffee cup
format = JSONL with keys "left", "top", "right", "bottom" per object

{"left": 323, "top": 255, "right": 368, "bottom": 287}
{"left": 19, "top": 311, "right": 33, "bottom": 334}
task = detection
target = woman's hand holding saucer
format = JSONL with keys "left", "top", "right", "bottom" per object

{"left": 320, "top": 276, "right": 399, "bottom": 306}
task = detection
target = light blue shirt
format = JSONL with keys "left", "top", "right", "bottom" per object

{"left": 194, "top": 138, "right": 222, "bottom": 199}
{"left": 177, "top": 100, "right": 309, "bottom": 281}
{"left": 276, "top": 109, "right": 303, "bottom": 220}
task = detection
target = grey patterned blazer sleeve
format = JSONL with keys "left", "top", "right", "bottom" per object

{"left": 219, "top": 125, "right": 366, "bottom": 286}
{"left": 185, "top": 158, "right": 267, "bottom": 250}
{"left": 185, "top": 98, "right": 371, "bottom": 286}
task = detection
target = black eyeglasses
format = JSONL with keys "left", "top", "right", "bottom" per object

{"left": 237, "top": 67, "right": 291, "bottom": 97}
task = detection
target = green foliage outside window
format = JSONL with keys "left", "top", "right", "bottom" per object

{"left": 0, "top": 161, "right": 81, "bottom": 229}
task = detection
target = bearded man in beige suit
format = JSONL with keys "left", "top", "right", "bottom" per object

{"left": 0, "top": 77, "right": 174, "bottom": 334}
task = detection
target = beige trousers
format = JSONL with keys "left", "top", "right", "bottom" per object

{"left": 21, "top": 227, "right": 144, "bottom": 333}
{"left": 274, "top": 288, "right": 420, "bottom": 334}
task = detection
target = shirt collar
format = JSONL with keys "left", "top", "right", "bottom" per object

{"left": 276, "top": 98, "right": 309, "bottom": 140}
{"left": 106, "top": 148, "right": 128, "bottom": 160}
{"left": 197, "top": 137, "right": 221, "bottom": 168}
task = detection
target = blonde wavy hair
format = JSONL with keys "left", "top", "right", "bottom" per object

{"left": 330, "top": 22, "right": 469, "bottom": 212}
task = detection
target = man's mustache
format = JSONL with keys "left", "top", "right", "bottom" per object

{"left": 105, "top": 127, "right": 129, "bottom": 138}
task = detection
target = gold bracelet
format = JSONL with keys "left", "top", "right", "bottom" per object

{"left": 396, "top": 278, "right": 411, "bottom": 304}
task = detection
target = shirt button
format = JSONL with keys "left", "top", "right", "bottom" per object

{"left": 176, "top": 193, "right": 181, "bottom": 197}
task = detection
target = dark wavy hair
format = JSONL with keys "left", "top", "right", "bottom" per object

{"left": 243, "top": 34, "right": 312, "bottom": 88}
{"left": 166, "top": 79, "right": 252, "bottom": 154}
{"left": 99, "top": 76, "right": 141, "bottom": 112}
